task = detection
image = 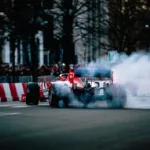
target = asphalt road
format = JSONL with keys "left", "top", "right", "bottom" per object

{"left": 0, "top": 102, "right": 150, "bottom": 150}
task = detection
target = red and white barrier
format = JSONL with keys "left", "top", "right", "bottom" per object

{"left": 0, "top": 82, "right": 52, "bottom": 102}
{"left": 38, "top": 82, "right": 52, "bottom": 90}
{"left": 0, "top": 83, "right": 27, "bottom": 102}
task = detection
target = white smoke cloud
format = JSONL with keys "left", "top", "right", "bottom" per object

{"left": 113, "top": 51, "right": 150, "bottom": 92}
{"left": 111, "top": 51, "right": 150, "bottom": 109}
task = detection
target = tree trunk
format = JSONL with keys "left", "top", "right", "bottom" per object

{"left": 30, "top": 7, "right": 38, "bottom": 82}
{"left": 62, "top": 0, "right": 76, "bottom": 64}
{"left": 10, "top": 34, "right": 16, "bottom": 83}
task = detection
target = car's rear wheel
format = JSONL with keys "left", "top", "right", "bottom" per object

{"left": 106, "top": 84, "right": 127, "bottom": 108}
{"left": 49, "top": 94, "right": 59, "bottom": 107}
{"left": 49, "top": 94, "right": 69, "bottom": 108}
{"left": 50, "top": 82, "right": 72, "bottom": 108}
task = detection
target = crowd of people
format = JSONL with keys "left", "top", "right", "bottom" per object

{"left": 0, "top": 63, "right": 71, "bottom": 76}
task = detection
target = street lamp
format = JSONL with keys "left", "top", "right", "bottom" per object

{"left": 145, "top": 24, "right": 150, "bottom": 52}
{"left": 145, "top": 24, "right": 149, "bottom": 28}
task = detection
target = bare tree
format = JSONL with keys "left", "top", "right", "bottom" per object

{"left": 10, "top": 0, "right": 43, "bottom": 82}
{"left": 109, "top": 0, "right": 150, "bottom": 54}
{"left": 44, "top": 0, "right": 109, "bottom": 64}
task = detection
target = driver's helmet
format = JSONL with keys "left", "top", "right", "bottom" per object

{"left": 69, "top": 68, "right": 74, "bottom": 73}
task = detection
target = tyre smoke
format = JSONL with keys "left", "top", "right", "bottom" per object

{"left": 112, "top": 51, "right": 150, "bottom": 109}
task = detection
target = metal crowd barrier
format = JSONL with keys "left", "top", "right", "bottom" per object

{"left": 0, "top": 75, "right": 59, "bottom": 83}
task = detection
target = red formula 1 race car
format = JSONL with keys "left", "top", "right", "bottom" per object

{"left": 49, "top": 68, "right": 127, "bottom": 108}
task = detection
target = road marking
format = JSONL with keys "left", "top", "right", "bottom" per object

{"left": 0, "top": 104, "right": 30, "bottom": 108}
{"left": 0, "top": 112, "right": 20, "bottom": 117}
{"left": 11, "top": 105, "right": 30, "bottom": 108}
{"left": 0, "top": 104, "right": 11, "bottom": 107}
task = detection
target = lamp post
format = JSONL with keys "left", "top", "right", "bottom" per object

{"left": 145, "top": 24, "right": 150, "bottom": 52}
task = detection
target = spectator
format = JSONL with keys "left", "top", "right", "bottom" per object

{"left": 0, "top": 63, "right": 80, "bottom": 77}
{"left": 52, "top": 64, "right": 60, "bottom": 76}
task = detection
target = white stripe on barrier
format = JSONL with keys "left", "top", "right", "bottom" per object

{"left": 3, "top": 83, "right": 12, "bottom": 101}
{"left": 38, "top": 82, "right": 47, "bottom": 90}
{"left": 15, "top": 83, "right": 24, "bottom": 100}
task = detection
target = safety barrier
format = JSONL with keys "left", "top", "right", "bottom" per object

{"left": 0, "top": 83, "right": 27, "bottom": 102}
{"left": 0, "top": 82, "right": 52, "bottom": 102}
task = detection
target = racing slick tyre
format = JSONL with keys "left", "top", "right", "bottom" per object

{"left": 49, "top": 94, "right": 69, "bottom": 108}
{"left": 49, "top": 94, "right": 59, "bottom": 107}
{"left": 49, "top": 82, "right": 72, "bottom": 108}
{"left": 25, "top": 82, "right": 40, "bottom": 105}
{"left": 106, "top": 84, "right": 127, "bottom": 109}
{"left": 78, "top": 88, "right": 94, "bottom": 107}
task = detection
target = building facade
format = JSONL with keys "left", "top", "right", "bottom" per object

{"left": 74, "top": 0, "right": 109, "bottom": 65}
